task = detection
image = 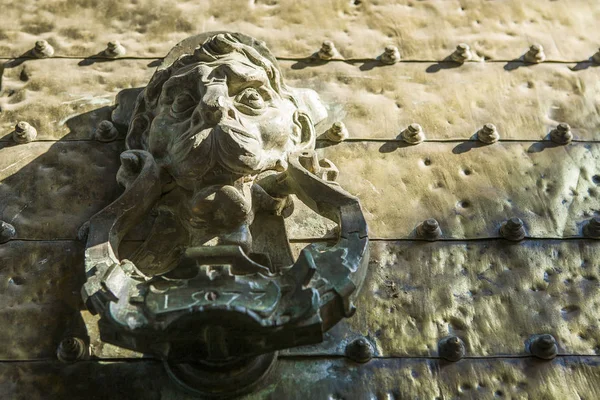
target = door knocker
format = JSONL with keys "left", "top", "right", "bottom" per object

{"left": 81, "top": 32, "right": 369, "bottom": 397}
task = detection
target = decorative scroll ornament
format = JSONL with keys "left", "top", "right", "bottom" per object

{"left": 82, "top": 32, "right": 369, "bottom": 397}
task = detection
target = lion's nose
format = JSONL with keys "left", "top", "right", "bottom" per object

{"left": 200, "top": 92, "right": 229, "bottom": 126}
{"left": 202, "top": 106, "right": 223, "bottom": 126}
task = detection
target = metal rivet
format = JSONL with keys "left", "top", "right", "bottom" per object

{"left": 57, "top": 337, "right": 87, "bottom": 362}
{"left": 500, "top": 217, "right": 526, "bottom": 241}
{"left": 380, "top": 45, "right": 400, "bottom": 65}
{"left": 417, "top": 218, "right": 442, "bottom": 241}
{"left": 450, "top": 43, "right": 472, "bottom": 64}
{"left": 32, "top": 40, "right": 54, "bottom": 58}
{"left": 529, "top": 334, "right": 557, "bottom": 360}
{"left": 345, "top": 337, "right": 374, "bottom": 363}
{"left": 0, "top": 221, "right": 16, "bottom": 244}
{"left": 318, "top": 40, "right": 339, "bottom": 60}
{"left": 104, "top": 41, "right": 126, "bottom": 58}
{"left": 592, "top": 48, "right": 600, "bottom": 64}
{"left": 550, "top": 123, "right": 573, "bottom": 144}
{"left": 325, "top": 121, "right": 349, "bottom": 142}
{"left": 95, "top": 120, "right": 119, "bottom": 142}
{"left": 438, "top": 336, "right": 465, "bottom": 362}
{"left": 12, "top": 121, "right": 37, "bottom": 144}
{"left": 401, "top": 123, "right": 425, "bottom": 144}
{"left": 524, "top": 44, "right": 545, "bottom": 63}
{"left": 583, "top": 217, "right": 600, "bottom": 239}
{"left": 477, "top": 123, "right": 499, "bottom": 144}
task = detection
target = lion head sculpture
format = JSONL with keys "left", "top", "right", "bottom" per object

{"left": 116, "top": 33, "right": 328, "bottom": 273}
{"left": 126, "top": 32, "right": 327, "bottom": 187}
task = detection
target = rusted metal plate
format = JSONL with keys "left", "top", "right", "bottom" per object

{"left": 0, "top": 60, "right": 153, "bottom": 141}
{"left": 283, "top": 62, "right": 600, "bottom": 141}
{"left": 2, "top": 356, "right": 600, "bottom": 399}
{"left": 0, "top": 1, "right": 598, "bottom": 60}
{"left": 0, "top": 141, "right": 123, "bottom": 239}
{"left": 290, "top": 142, "right": 600, "bottom": 239}
{"left": 0, "top": 241, "right": 86, "bottom": 360}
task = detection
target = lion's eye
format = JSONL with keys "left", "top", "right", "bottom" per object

{"left": 170, "top": 93, "right": 196, "bottom": 116}
{"left": 235, "top": 88, "right": 265, "bottom": 113}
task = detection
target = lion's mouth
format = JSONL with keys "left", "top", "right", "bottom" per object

{"left": 212, "top": 122, "right": 263, "bottom": 173}
{"left": 168, "top": 121, "right": 265, "bottom": 187}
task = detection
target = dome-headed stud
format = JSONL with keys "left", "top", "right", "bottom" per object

{"left": 0, "top": 221, "right": 17, "bottom": 244}
{"left": 104, "top": 41, "right": 126, "bottom": 58}
{"left": 325, "top": 121, "right": 349, "bottom": 142}
{"left": 13, "top": 121, "right": 37, "bottom": 144}
{"left": 318, "top": 40, "right": 340, "bottom": 60}
{"left": 477, "top": 123, "right": 499, "bottom": 144}
{"left": 417, "top": 218, "right": 442, "bottom": 241}
{"left": 438, "top": 336, "right": 465, "bottom": 362}
{"left": 550, "top": 123, "right": 573, "bottom": 144}
{"left": 524, "top": 44, "right": 546, "bottom": 63}
{"left": 95, "top": 120, "right": 119, "bottom": 142}
{"left": 592, "top": 48, "right": 600, "bottom": 64}
{"left": 583, "top": 217, "right": 600, "bottom": 239}
{"left": 529, "top": 334, "right": 558, "bottom": 360}
{"left": 380, "top": 45, "right": 401, "bottom": 65}
{"left": 345, "top": 337, "right": 374, "bottom": 363}
{"left": 500, "top": 217, "right": 526, "bottom": 241}
{"left": 57, "top": 337, "right": 87, "bottom": 362}
{"left": 32, "top": 40, "right": 54, "bottom": 58}
{"left": 401, "top": 123, "right": 425, "bottom": 144}
{"left": 450, "top": 43, "right": 472, "bottom": 64}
